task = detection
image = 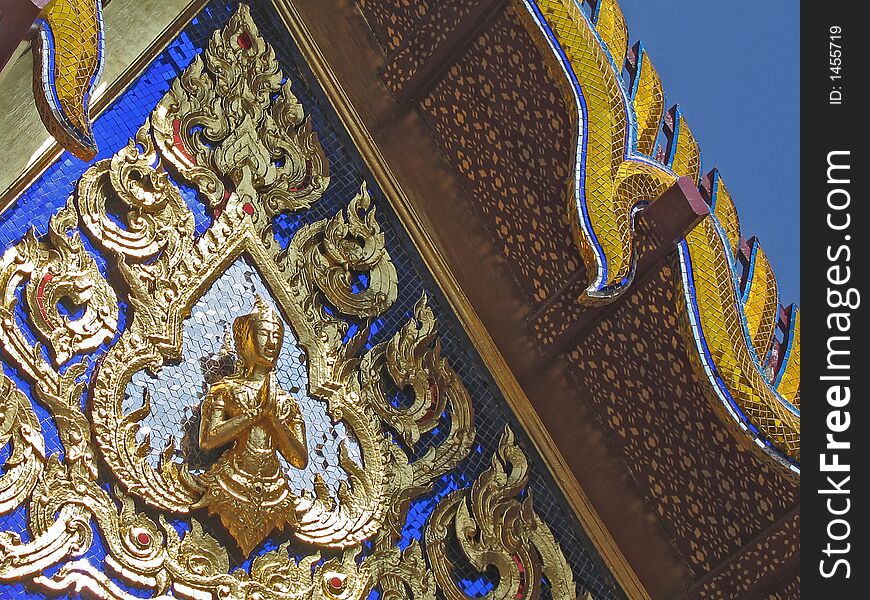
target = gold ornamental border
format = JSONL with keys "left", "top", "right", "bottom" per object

{"left": 0, "top": 1, "right": 650, "bottom": 598}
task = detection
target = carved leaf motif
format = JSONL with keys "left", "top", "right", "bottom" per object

{"left": 425, "top": 427, "right": 577, "bottom": 600}
{"left": 77, "top": 126, "right": 195, "bottom": 299}
{"left": 0, "top": 199, "right": 114, "bottom": 479}
{"left": 366, "top": 540, "right": 436, "bottom": 600}
{"left": 308, "top": 183, "right": 398, "bottom": 318}
{"left": 249, "top": 543, "right": 319, "bottom": 593}
{"left": 0, "top": 376, "right": 44, "bottom": 515}
{"left": 0, "top": 199, "right": 119, "bottom": 367}
{"left": 151, "top": 4, "right": 329, "bottom": 215}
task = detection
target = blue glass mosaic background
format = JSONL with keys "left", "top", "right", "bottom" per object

{"left": 0, "top": 2, "right": 626, "bottom": 598}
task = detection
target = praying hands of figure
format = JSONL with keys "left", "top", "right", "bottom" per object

{"left": 256, "top": 375, "right": 308, "bottom": 469}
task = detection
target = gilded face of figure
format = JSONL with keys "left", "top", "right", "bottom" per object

{"left": 249, "top": 318, "right": 283, "bottom": 367}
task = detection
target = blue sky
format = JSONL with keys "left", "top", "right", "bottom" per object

{"left": 618, "top": 0, "right": 800, "bottom": 305}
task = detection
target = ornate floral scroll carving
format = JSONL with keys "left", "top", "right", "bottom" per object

{"left": 1, "top": 457, "right": 96, "bottom": 585}
{"left": 365, "top": 540, "right": 436, "bottom": 600}
{"left": 1, "top": 6, "right": 580, "bottom": 599}
{"left": 0, "top": 198, "right": 117, "bottom": 479}
{"left": 360, "top": 294, "right": 475, "bottom": 537}
{"left": 0, "top": 376, "right": 44, "bottom": 515}
{"left": 77, "top": 126, "right": 194, "bottom": 297}
{"left": 307, "top": 183, "right": 398, "bottom": 318}
{"left": 426, "top": 427, "right": 577, "bottom": 600}
{"left": 151, "top": 4, "right": 328, "bottom": 217}
{"left": 0, "top": 200, "right": 118, "bottom": 368}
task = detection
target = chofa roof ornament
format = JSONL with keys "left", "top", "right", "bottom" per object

{"left": 0, "top": 0, "right": 104, "bottom": 160}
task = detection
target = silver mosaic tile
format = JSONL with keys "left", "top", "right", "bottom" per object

{"left": 123, "top": 257, "right": 362, "bottom": 496}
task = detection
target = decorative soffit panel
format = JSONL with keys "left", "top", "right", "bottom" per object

{"left": 514, "top": 0, "right": 799, "bottom": 473}
{"left": 0, "top": 3, "right": 620, "bottom": 599}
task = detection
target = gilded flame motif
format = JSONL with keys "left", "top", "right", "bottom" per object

{"left": 427, "top": 427, "right": 577, "bottom": 600}
{"left": 0, "top": 6, "right": 580, "bottom": 599}
{"left": 150, "top": 2, "right": 328, "bottom": 215}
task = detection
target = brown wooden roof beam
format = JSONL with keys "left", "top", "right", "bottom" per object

{"left": 684, "top": 504, "right": 800, "bottom": 600}
{"left": 541, "top": 176, "right": 709, "bottom": 359}
{"left": 380, "top": 0, "right": 508, "bottom": 104}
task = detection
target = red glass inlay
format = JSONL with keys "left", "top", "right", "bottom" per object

{"left": 237, "top": 32, "right": 253, "bottom": 49}
{"left": 172, "top": 119, "right": 196, "bottom": 165}
{"left": 512, "top": 555, "right": 526, "bottom": 599}
{"left": 35, "top": 273, "right": 54, "bottom": 326}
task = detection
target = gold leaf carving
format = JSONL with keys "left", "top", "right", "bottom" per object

{"left": 0, "top": 199, "right": 116, "bottom": 478}
{"left": 151, "top": 4, "right": 328, "bottom": 216}
{"left": 426, "top": 427, "right": 577, "bottom": 600}
{"left": 0, "top": 376, "right": 44, "bottom": 515}
{"left": 0, "top": 6, "right": 581, "bottom": 599}
{"left": 77, "top": 126, "right": 195, "bottom": 297}
{"left": 309, "top": 183, "right": 398, "bottom": 318}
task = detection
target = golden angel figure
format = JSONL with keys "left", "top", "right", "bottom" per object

{"left": 194, "top": 296, "right": 308, "bottom": 554}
